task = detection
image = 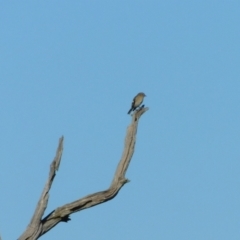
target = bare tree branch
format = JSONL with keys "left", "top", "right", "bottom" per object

{"left": 18, "top": 137, "right": 64, "bottom": 240}
{"left": 18, "top": 107, "right": 148, "bottom": 240}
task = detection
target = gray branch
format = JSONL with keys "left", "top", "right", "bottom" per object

{"left": 18, "top": 107, "right": 148, "bottom": 240}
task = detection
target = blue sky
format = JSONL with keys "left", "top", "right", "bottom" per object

{"left": 1, "top": 1, "right": 240, "bottom": 239}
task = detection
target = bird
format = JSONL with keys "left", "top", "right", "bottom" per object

{"left": 127, "top": 92, "right": 146, "bottom": 114}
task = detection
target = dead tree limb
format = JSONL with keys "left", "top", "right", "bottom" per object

{"left": 18, "top": 107, "right": 148, "bottom": 240}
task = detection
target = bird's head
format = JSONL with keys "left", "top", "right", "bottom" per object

{"left": 139, "top": 92, "right": 146, "bottom": 97}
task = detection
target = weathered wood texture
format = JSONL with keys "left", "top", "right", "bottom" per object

{"left": 18, "top": 107, "right": 148, "bottom": 240}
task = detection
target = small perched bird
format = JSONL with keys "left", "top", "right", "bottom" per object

{"left": 127, "top": 92, "right": 146, "bottom": 114}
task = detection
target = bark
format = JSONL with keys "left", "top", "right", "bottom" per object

{"left": 18, "top": 107, "right": 148, "bottom": 240}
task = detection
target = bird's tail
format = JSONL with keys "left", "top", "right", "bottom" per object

{"left": 127, "top": 108, "right": 132, "bottom": 114}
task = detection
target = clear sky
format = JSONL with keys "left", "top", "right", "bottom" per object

{"left": 1, "top": 1, "right": 240, "bottom": 240}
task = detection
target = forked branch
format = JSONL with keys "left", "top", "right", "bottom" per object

{"left": 18, "top": 107, "right": 148, "bottom": 240}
